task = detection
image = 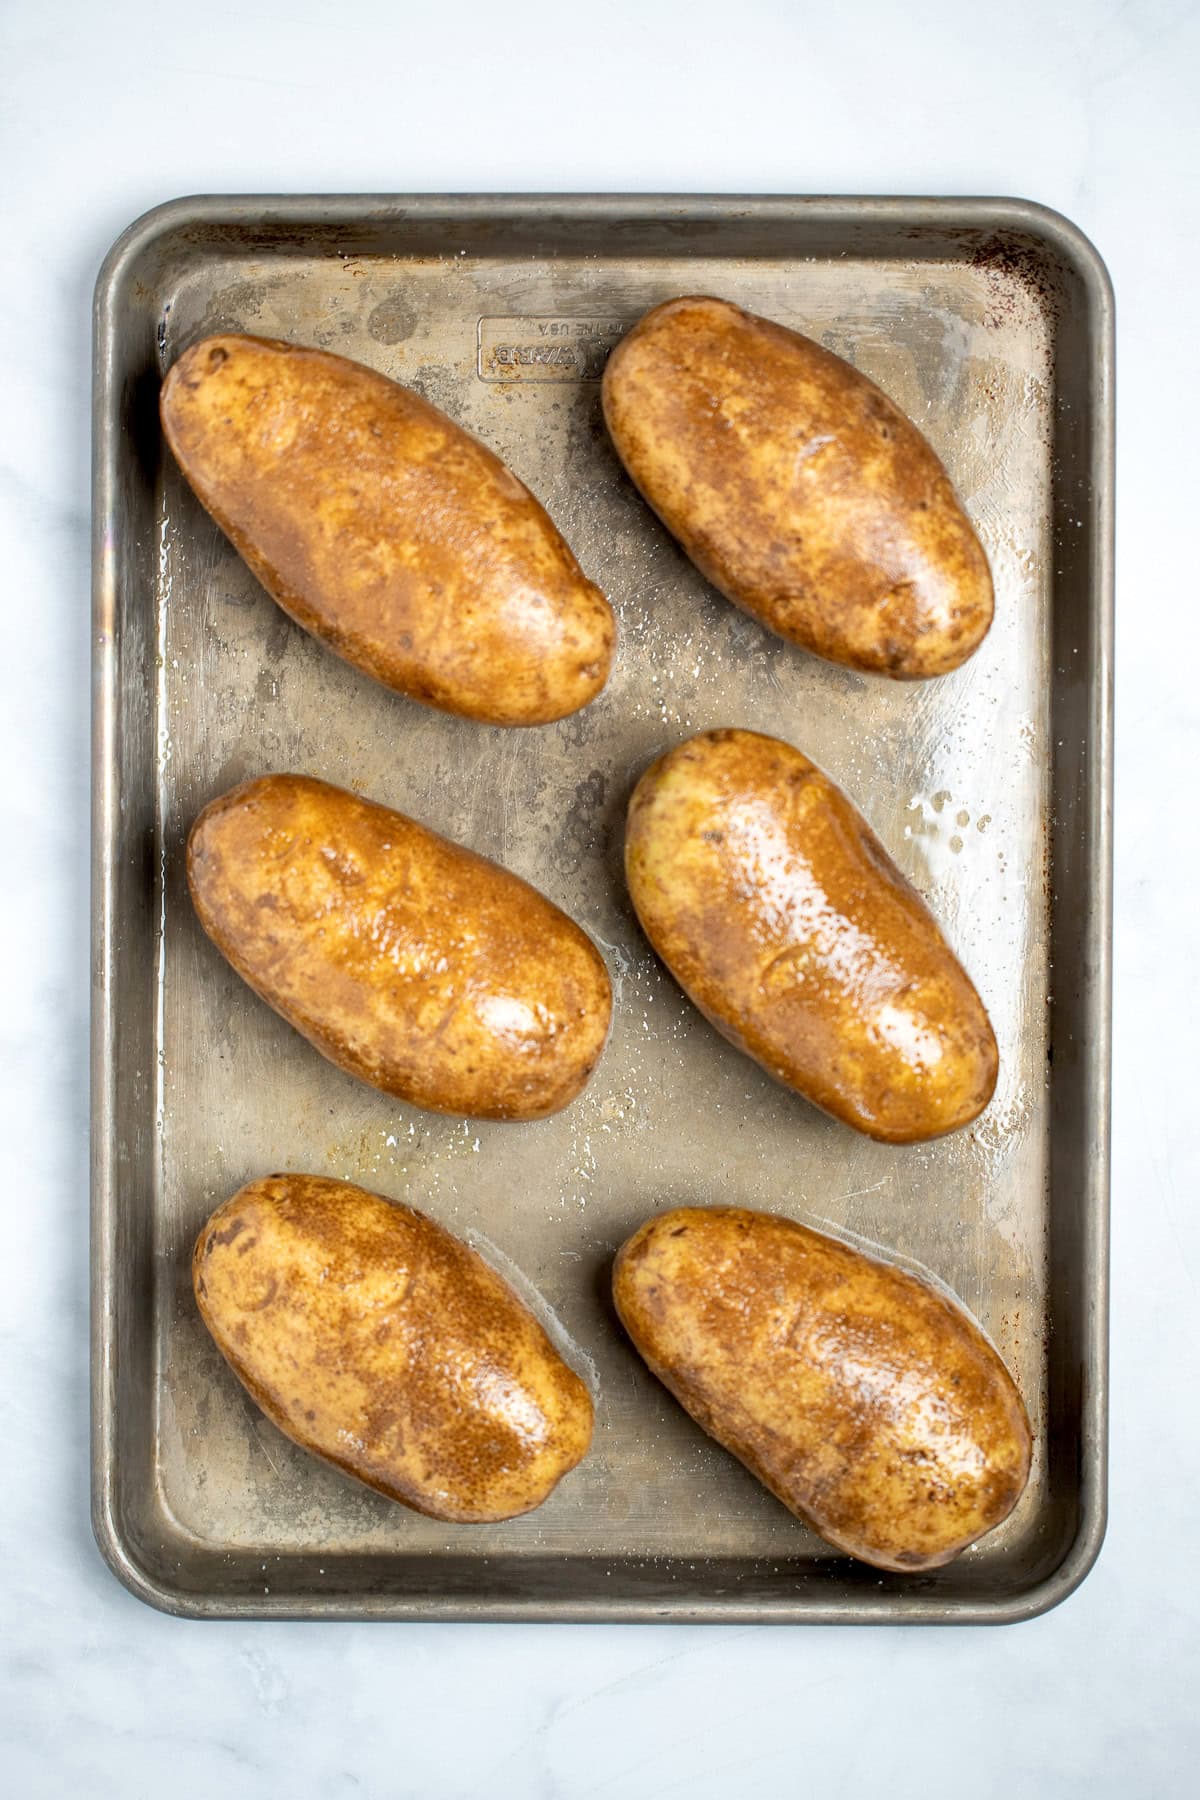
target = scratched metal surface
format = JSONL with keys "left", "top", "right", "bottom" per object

{"left": 92, "top": 197, "right": 1112, "bottom": 1621}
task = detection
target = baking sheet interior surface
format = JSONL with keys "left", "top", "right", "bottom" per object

{"left": 135, "top": 234, "right": 1061, "bottom": 1596}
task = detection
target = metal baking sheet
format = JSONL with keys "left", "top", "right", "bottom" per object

{"left": 92, "top": 194, "right": 1112, "bottom": 1623}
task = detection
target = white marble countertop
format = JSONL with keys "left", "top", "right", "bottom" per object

{"left": 2, "top": 0, "right": 1197, "bottom": 1792}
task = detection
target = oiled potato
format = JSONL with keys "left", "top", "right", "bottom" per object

{"left": 603, "top": 296, "right": 992, "bottom": 678}
{"left": 161, "top": 334, "right": 615, "bottom": 725}
{"left": 625, "top": 729, "right": 996, "bottom": 1142}
{"left": 188, "top": 774, "right": 611, "bottom": 1120}
{"left": 195, "top": 1175, "right": 594, "bottom": 1521}
{"left": 614, "top": 1206, "right": 1031, "bottom": 1570}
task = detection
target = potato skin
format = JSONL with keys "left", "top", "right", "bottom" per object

{"left": 161, "top": 334, "right": 615, "bottom": 725}
{"left": 194, "top": 1175, "right": 594, "bottom": 1522}
{"left": 602, "top": 296, "right": 992, "bottom": 678}
{"left": 614, "top": 1207, "right": 1031, "bottom": 1571}
{"left": 188, "top": 774, "right": 611, "bottom": 1121}
{"left": 625, "top": 729, "right": 996, "bottom": 1143}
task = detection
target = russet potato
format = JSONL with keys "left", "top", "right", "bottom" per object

{"left": 625, "top": 729, "right": 996, "bottom": 1143}
{"left": 188, "top": 774, "right": 612, "bottom": 1121}
{"left": 195, "top": 1175, "right": 594, "bottom": 1522}
{"left": 614, "top": 1206, "right": 1031, "bottom": 1571}
{"left": 162, "top": 334, "right": 615, "bottom": 725}
{"left": 603, "top": 296, "right": 992, "bottom": 678}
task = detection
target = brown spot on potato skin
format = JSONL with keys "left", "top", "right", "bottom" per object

{"left": 613, "top": 1207, "right": 1031, "bottom": 1572}
{"left": 602, "top": 297, "right": 993, "bottom": 678}
{"left": 160, "top": 334, "right": 615, "bottom": 725}
{"left": 625, "top": 729, "right": 997, "bottom": 1144}
{"left": 194, "top": 1174, "right": 594, "bottom": 1523}
{"left": 188, "top": 774, "right": 612, "bottom": 1121}
{"left": 210, "top": 1216, "right": 246, "bottom": 1248}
